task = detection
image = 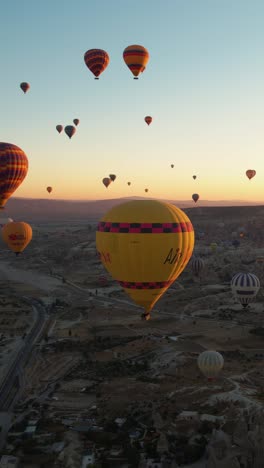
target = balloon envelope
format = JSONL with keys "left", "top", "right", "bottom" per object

{"left": 46, "top": 186, "right": 52, "bottom": 193}
{"left": 191, "top": 256, "right": 204, "bottom": 276}
{"left": 109, "top": 174, "right": 116, "bottom": 182}
{"left": 171, "top": 164, "right": 174, "bottom": 168}
{"left": 103, "top": 177, "right": 111, "bottom": 188}
{"left": 231, "top": 272, "right": 260, "bottom": 307}
{"left": 193, "top": 175, "right": 197, "bottom": 180}
{"left": 123, "top": 45, "right": 149, "bottom": 78}
{"left": 64, "top": 126, "right": 76, "bottom": 139}
{"left": 56, "top": 125, "right": 63, "bottom": 134}
{"left": 192, "top": 193, "right": 199, "bottom": 203}
{"left": 84, "top": 49, "right": 110, "bottom": 79}
{"left": 246, "top": 169, "right": 256, "bottom": 180}
{"left": 96, "top": 200, "right": 195, "bottom": 318}
{"left": 0, "top": 143, "right": 28, "bottom": 209}
{"left": 198, "top": 350, "right": 224, "bottom": 379}
{"left": 145, "top": 116, "right": 152, "bottom": 126}
{"left": 20, "top": 82, "right": 30, "bottom": 93}
{"left": 2, "top": 221, "right": 32, "bottom": 255}
{"left": 73, "top": 119, "right": 80, "bottom": 126}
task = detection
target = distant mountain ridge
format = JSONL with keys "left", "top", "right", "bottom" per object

{"left": 2, "top": 197, "right": 263, "bottom": 223}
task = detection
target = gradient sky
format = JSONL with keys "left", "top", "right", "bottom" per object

{"left": 1, "top": 0, "right": 264, "bottom": 202}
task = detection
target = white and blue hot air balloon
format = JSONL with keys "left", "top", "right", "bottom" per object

{"left": 191, "top": 256, "right": 205, "bottom": 277}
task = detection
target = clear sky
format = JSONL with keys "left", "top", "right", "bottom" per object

{"left": 1, "top": 0, "right": 264, "bottom": 202}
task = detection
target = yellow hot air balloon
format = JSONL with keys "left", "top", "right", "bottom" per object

{"left": 2, "top": 221, "right": 32, "bottom": 256}
{"left": 96, "top": 200, "right": 195, "bottom": 319}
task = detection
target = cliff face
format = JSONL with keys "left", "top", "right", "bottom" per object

{"left": 206, "top": 408, "right": 264, "bottom": 468}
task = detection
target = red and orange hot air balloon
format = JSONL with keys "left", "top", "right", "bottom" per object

{"left": 2, "top": 221, "right": 32, "bottom": 256}
{"left": 145, "top": 116, "right": 152, "bottom": 126}
{"left": 246, "top": 169, "right": 256, "bottom": 180}
{"left": 123, "top": 45, "right": 149, "bottom": 79}
{"left": 46, "top": 186, "right": 52, "bottom": 194}
{"left": 0, "top": 143, "right": 28, "bottom": 209}
{"left": 20, "top": 82, "right": 30, "bottom": 93}
{"left": 103, "top": 177, "right": 111, "bottom": 188}
{"left": 192, "top": 193, "right": 199, "bottom": 203}
{"left": 64, "top": 126, "right": 76, "bottom": 139}
{"left": 56, "top": 125, "right": 63, "bottom": 134}
{"left": 84, "top": 49, "right": 110, "bottom": 79}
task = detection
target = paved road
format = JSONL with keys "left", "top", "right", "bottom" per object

{"left": 0, "top": 298, "right": 47, "bottom": 450}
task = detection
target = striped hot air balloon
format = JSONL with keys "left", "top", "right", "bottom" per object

{"left": 198, "top": 350, "right": 224, "bottom": 381}
{"left": 0, "top": 143, "right": 29, "bottom": 209}
{"left": 84, "top": 49, "right": 110, "bottom": 79}
{"left": 191, "top": 256, "right": 204, "bottom": 277}
{"left": 123, "top": 45, "right": 149, "bottom": 79}
{"left": 96, "top": 200, "right": 195, "bottom": 320}
{"left": 231, "top": 272, "right": 260, "bottom": 308}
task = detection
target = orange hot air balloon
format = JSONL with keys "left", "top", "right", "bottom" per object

{"left": 0, "top": 143, "right": 28, "bottom": 209}
{"left": 192, "top": 193, "right": 199, "bottom": 203}
{"left": 2, "top": 221, "right": 32, "bottom": 256}
{"left": 109, "top": 174, "right": 116, "bottom": 182}
{"left": 84, "top": 49, "right": 110, "bottom": 79}
{"left": 246, "top": 169, "right": 256, "bottom": 180}
{"left": 123, "top": 45, "right": 149, "bottom": 79}
{"left": 96, "top": 200, "right": 195, "bottom": 320}
{"left": 145, "top": 116, "right": 152, "bottom": 126}
{"left": 171, "top": 164, "right": 174, "bottom": 168}
{"left": 20, "top": 82, "right": 30, "bottom": 93}
{"left": 73, "top": 119, "right": 80, "bottom": 126}
{"left": 64, "top": 125, "right": 76, "bottom": 139}
{"left": 46, "top": 186, "right": 52, "bottom": 194}
{"left": 103, "top": 177, "right": 111, "bottom": 188}
{"left": 56, "top": 125, "right": 63, "bottom": 134}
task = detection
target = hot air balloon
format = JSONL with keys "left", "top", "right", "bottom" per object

{"left": 192, "top": 193, "right": 199, "bottom": 203}
{"left": 210, "top": 242, "right": 218, "bottom": 253}
{"left": 145, "top": 116, "right": 152, "bottom": 126}
{"left": 46, "top": 186, "right": 52, "bottom": 194}
{"left": 145, "top": 189, "right": 149, "bottom": 193}
{"left": 171, "top": 164, "right": 174, "bottom": 168}
{"left": 64, "top": 126, "right": 76, "bottom": 139}
{"left": 103, "top": 177, "right": 111, "bottom": 188}
{"left": 20, "top": 82, "right": 30, "bottom": 93}
{"left": 191, "top": 256, "right": 204, "bottom": 277}
{"left": 127, "top": 182, "right": 131, "bottom": 186}
{"left": 96, "top": 200, "right": 195, "bottom": 320}
{"left": 0, "top": 143, "right": 28, "bottom": 209}
{"left": 56, "top": 125, "right": 63, "bottom": 134}
{"left": 232, "top": 239, "right": 240, "bottom": 249}
{"left": 2, "top": 221, "right": 32, "bottom": 256}
{"left": 231, "top": 272, "right": 260, "bottom": 308}
{"left": 73, "top": 119, "right": 80, "bottom": 126}
{"left": 109, "top": 174, "right": 116, "bottom": 182}
{"left": 198, "top": 350, "right": 224, "bottom": 381}
{"left": 246, "top": 170, "right": 256, "bottom": 180}
{"left": 123, "top": 45, "right": 149, "bottom": 79}
{"left": 192, "top": 175, "right": 197, "bottom": 180}
{"left": 84, "top": 49, "right": 110, "bottom": 79}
